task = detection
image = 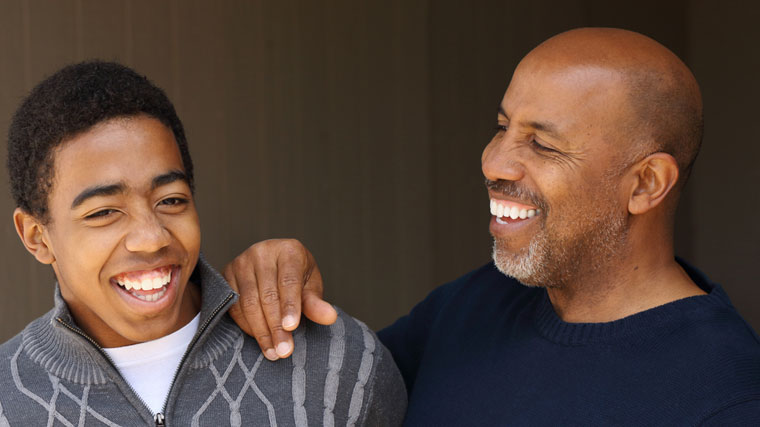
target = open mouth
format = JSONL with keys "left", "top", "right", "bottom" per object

{"left": 490, "top": 199, "right": 541, "bottom": 224}
{"left": 112, "top": 266, "right": 175, "bottom": 303}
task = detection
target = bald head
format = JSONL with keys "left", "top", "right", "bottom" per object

{"left": 524, "top": 28, "right": 703, "bottom": 185}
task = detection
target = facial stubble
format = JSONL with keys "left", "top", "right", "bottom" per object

{"left": 492, "top": 184, "right": 628, "bottom": 289}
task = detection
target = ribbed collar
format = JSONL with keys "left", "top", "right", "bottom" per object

{"left": 532, "top": 259, "right": 733, "bottom": 346}
{"left": 22, "top": 254, "right": 239, "bottom": 384}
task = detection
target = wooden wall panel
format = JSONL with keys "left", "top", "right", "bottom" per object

{"left": 0, "top": 0, "right": 757, "bottom": 342}
{"left": 688, "top": 0, "right": 760, "bottom": 329}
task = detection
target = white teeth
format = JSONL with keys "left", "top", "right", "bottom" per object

{"left": 132, "top": 287, "right": 168, "bottom": 302}
{"left": 490, "top": 199, "right": 540, "bottom": 221}
{"left": 509, "top": 206, "right": 519, "bottom": 219}
{"left": 116, "top": 269, "right": 172, "bottom": 296}
{"left": 496, "top": 217, "right": 508, "bottom": 225}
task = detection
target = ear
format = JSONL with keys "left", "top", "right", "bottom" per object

{"left": 627, "top": 152, "right": 680, "bottom": 215}
{"left": 13, "top": 208, "right": 55, "bottom": 264}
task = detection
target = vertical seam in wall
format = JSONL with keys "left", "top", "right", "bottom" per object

{"left": 22, "top": 0, "right": 31, "bottom": 91}
{"left": 123, "top": 0, "right": 133, "bottom": 65}
{"left": 425, "top": 0, "right": 436, "bottom": 282}
{"left": 170, "top": 0, "right": 181, "bottom": 108}
{"left": 75, "top": 0, "right": 83, "bottom": 59}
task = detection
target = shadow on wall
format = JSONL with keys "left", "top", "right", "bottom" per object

{"left": 0, "top": 0, "right": 757, "bottom": 341}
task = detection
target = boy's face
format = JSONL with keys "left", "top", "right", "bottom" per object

{"left": 18, "top": 115, "right": 201, "bottom": 347}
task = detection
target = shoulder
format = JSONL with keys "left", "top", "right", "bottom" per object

{"left": 658, "top": 262, "right": 760, "bottom": 419}
{"left": 403, "top": 261, "right": 534, "bottom": 321}
{"left": 294, "top": 308, "right": 407, "bottom": 425}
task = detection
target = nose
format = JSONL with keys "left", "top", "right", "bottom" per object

{"left": 124, "top": 211, "right": 171, "bottom": 254}
{"left": 481, "top": 131, "right": 526, "bottom": 183}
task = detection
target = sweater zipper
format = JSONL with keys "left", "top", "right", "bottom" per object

{"left": 156, "top": 291, "right": 235, "bottom": 425}
{"left": 55, "top": 291, "right": 235, "bottom": 427}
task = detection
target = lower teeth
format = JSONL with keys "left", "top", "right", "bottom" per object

{"left": 130, "top": 286, "right": 167, "bottom": 302}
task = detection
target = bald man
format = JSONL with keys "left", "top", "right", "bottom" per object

{"left": 226, "top": 28, "right": 760, "bottom": 424}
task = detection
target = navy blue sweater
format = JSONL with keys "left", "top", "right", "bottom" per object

{"left": 378, "top": 261, "right": 760, "bottom": 426}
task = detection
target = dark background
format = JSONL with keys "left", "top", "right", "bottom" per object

{"left": 0, "top": 0, "right": 758, "bottom": 341}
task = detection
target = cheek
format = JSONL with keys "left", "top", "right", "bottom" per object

{"left": 170, "top": 212, "right": 201, "bottom": 254}
{"left": 48, "top": 224, "right": 119, "bottom": 268}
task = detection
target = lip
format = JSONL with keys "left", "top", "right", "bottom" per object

{"left": 110, "top": 264, "right": 182, "bottom": 313}
{"left": 488, "top": 196, "right": 542, "bottom": 238}
{"left": 487, "top": 192, "right": 539, "bottom": 210}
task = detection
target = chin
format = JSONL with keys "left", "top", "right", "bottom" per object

{"left": 491, "top": 237, "right": 554, "bottom": 288}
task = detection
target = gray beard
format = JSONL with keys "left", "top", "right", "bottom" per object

{"left": 492, "top": 210, "right": 627, "bottom": 289}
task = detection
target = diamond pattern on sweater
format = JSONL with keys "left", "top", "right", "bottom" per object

{"left": 10, "top": 344, "right": 119, "bottom": 427}
{"left": 191, "top": 335, "right": 276, "bottom": 427}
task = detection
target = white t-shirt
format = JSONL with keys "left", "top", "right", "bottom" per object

{"left": 103, "top": 314, "right": 200, "bottom": 415}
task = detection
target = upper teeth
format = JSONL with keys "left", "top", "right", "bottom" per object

{"left": 490, "top": 199, "right": 540, "bottom": 219}
{"left": 117, "top": 269, "right": 172, "bottom": 291}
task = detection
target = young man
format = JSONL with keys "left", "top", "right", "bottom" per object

{"left": 0, "top": 61, "right": 405, "bottom": 425}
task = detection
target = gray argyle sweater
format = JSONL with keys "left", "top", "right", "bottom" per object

{"left": 0, "top": 257, "right": 406, "bottom": 426}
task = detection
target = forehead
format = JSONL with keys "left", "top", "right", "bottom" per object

{"left": 501, "top": 61, "right": 632, "bottom": 148}
{"left": 51, "top": 116, "right": 184, "bottom": 196}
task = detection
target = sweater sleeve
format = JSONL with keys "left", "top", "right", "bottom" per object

{"left": 377, "top": 278, "right": 462, "bottom": 394}
{"left": 357, "top": 339, "right": 407, "bottom": 426}
{"left": 700, "top": 400, "right": 760, "bottom": 426}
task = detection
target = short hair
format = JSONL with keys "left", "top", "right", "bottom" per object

{"left": 625, "top": 68, "right": 704, "bottom": 185}
{"left": 7, "top": 60, "right": 194, "bottom": 222}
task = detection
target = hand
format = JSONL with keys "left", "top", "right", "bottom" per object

{"left": 223, "top": 239, "right": 337, "bottom": 361}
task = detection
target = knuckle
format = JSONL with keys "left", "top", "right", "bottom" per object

{"left": 279, "top": 275, "right": 301, "bottom": 289}
{"left": 261, "top": 289, "right": 280, "bottom": 306}
{"left": 239, "top": 294, "right": 261, "bottom": 309}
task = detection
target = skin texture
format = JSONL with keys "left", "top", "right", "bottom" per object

{"left": 226, "top": 27, "right": 705, "bottom": 353}
{"left": 14, "top": 116, "right": 201, "bottom": 348}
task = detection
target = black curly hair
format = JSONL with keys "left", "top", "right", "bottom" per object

{"left": 7, "top": 60, "right": 194, "bottom": 223}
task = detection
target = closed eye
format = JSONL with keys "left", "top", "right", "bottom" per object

{"left": 84, "top": 209, "right": 117, "bottom": 220}
{"left": 531, "top": 139, "right": 557, "bottom": 153}
{"left": 159, "top": 197, "right": 189, "bottom": 206}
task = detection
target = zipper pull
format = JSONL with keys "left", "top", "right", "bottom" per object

{"left": 155, "top": 413, "right": 165, "bottom": 425}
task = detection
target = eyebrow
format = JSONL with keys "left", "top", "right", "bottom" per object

{"left": 151, "top": 170, "right": 189, "bottom": 190}
{"left": 497, "top": 106, "right": 566, "bottom": 142}
{"left": 70, "top": 169, "right": 189, "bottom": 209}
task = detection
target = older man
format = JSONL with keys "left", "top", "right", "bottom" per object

{"left": 226, "top": 28, "right": 760, "bottom": 424}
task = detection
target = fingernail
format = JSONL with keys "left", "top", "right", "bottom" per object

{"left": 264, "top": 349, "right": 278, "bottom": 360}
{"left": 282, "top": 315, "right": 297, "bottom": 329}
{"left": 276, "top": 342, "right": 291, "bottom": 357}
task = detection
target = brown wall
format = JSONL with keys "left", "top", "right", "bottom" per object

{"left": 0, "top": 0, "right": 758, "bottom": 341}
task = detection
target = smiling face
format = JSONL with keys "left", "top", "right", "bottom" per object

{"left": 20, "top": 115, "right": 201, "bottom": 347}
{"left": 482, "top": 58, "right": 633, "bottom": 288}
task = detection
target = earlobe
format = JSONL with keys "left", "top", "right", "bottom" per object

{"left": 13, "top": 208, "right": 55, "bottom": 264}
{"left": 628, "top": 153, "right": 679, "bottom": 215}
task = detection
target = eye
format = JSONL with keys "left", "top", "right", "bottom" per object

{"left": 530, "top": 138, "right": 556, "bottom": 153}
{"left": 84, "top": 209, "right": 117, "bottom": 220}
{"left": 494, "top": 124, "right": 508, "bottom": 132}
{"left": 159, "top": 197, "right": 189, "bottom": 207}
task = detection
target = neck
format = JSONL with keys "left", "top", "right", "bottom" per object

{"left": 546, "top": 238, "right": 704, "bottom": 323}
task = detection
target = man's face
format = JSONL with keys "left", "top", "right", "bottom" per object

{"left": 38, "top": 115, "right": 200, "bottom": 347}
{"left": 481, "top": 59, "right": 631, "bottom": 288}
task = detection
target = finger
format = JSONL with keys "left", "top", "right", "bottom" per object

{"left": 227, "top": 260, "right": 279, "bottom": 360}
{"left": 255, "top": 252, "right": 294, "bottom": 358}
{"left": 223, "top": 263, "right": 251, "bottom": 334}
{"left": 302, "top": 264, "right": 337, "bottom": 325}
{"left": 277, "top": 242, "right": 306, "bottom": 332}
